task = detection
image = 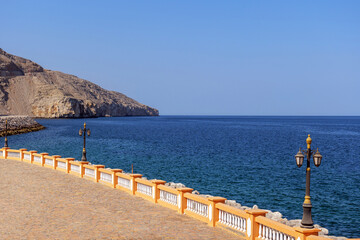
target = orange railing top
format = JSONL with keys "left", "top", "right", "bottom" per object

{"left": 83, "top": 164, "right": 105, "bottom": 169}
{"left": 69, "top": 161, "right": 89, "bottom": 165}
{"left": 33, "top": 152, "right": 49, "bottom": 156}
{"left": 158, "top": 184, "right": 179, "bottom": 195}
{"left": 57, "top": 157, "right": 75, "bottom": 162}
{"left": 216, "top": 202, "right": 248, "bottom": 219}
{"left": 135, "top": 177, "right": 156, "bottom": 186}
{"left": 44, "top": 155, "right": 61, "bottom": 159}
{"left": 7, "top": 149, "right": 20, "bottom": 152}
{"left": 116, "top": 172, "right": 143, "bottom": 179}
{"left": 256, "top": 216, "right": 298, "bottom": 237}
{"left": 23, "top": 150, "right": 37, "bottom": 154}
{"left": 184, "top": 192, "right": 211, "bottom": 205}
{"left": 99, "top": 168, "right": 122, "bottom": 174}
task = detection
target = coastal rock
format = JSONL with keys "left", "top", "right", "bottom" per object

{"left": 318, "top": 227, "right": 329, "bottom": 236}
{"left": 266, "top": 211, "right": 283, "bottom": 221}
{"left": 240, "top": 206, "right": 251, "bottom": 210}
{"left": 0, "top": 48, "right": 159, "bottom": 118}
{"left": 199, "top": 194, "right": 214, "bottom": 198}
{"left": 164, "top": 182, "right": 186, "bottom": 189}
{"left": 283, "top": 219, "right": 301, "bottom": 227}
{"left": 0, "top": 115, "right": 44, "bottom": 136}
{"left": 225, "top": 200, "right": 243, "bottom": 209}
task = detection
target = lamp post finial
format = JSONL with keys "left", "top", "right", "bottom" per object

{"left": 306, "top": 134, "right": 312, "bottom": 149}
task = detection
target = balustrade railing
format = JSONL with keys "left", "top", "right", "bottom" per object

{"left": 100, "top": 172, "right": 112, "bottom": 183}
{"left": 117, "top": 177, "right": 131, "bottom": 189}
{"left": 219, "top": 209, "right": 246, "bottom": 232}
{"left": 57, "top": 161, "right": 66, "bottom": 169}
{"left": 258, "top": 224, "right": 295, "bottom": 240}
{"left": 187, "top": 199, "right": 208, "bottom": 217}
{"left": 45, "top": 158, "right": 53, "bottom": 166}
{"left": 159, "top": 189, "right": 177, "bottom": 206}
{"left": 8, "top": 151, "right": 20, "bottom": 159}
{"left": 137, "top": 182, "right": 152, "bottom": 196}
{"left": 24, "top": 153, "right": 31, "bottom": 161}
{"left": 85, "top": 168, "right": 95, "bottom": 178}
{"left": 71, "top": 164, "right": 80, "bottom": 173}
{"left": 33, "top": 155, "right": 41, "bottom": 163}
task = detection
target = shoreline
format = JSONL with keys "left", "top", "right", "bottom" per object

{"left": 0, "top": 116, "right": 45, "bottom": 137}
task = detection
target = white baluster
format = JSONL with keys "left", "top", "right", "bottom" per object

{"left": 272, "top": 229, "right": 276, "bottom": 240}
{"left": 265, "top": 226, "right": 269, "bottom": 240}
{"left": 262, "top": 224, "right": 266, "bottom": 240}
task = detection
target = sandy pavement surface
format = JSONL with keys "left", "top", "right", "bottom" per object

{"left": 0, "top": 158, "right": 241, "bottom": 240}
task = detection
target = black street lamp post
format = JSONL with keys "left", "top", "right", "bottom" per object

{"left": 295, "top": 134, "right": 323, "bottom": 229}
{"left": 4, "top": 120, "right": 8, "bottom": 147}
{"left": 79, "top": 123, "right": 91, "bottom": 161}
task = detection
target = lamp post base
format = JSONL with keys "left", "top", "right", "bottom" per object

{"left": 81, "top": 151, "right": 87, "bottom": 162}
{"left": 301, "top": 203, "right": 314, "bottom": 229}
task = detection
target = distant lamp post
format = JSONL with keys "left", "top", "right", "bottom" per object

{"left": 4, "top": 120, "right": 8, "bottom": 147}
{"left": 295, "top": 134, "right": 323, "bottom": 229}
{"left": 79, "top": 123, "right": 91, "bottom": 161}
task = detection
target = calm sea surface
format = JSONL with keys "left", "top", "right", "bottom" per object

{"left": 8, "top": 116, "right": 360, "bottom": 237}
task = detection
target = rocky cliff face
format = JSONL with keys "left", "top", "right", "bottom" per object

{"left": 0, "top": 48, "right": 159, "bottom": 118}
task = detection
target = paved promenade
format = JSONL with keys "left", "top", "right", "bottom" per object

{"left": 0, "top": 159, "right": 240, "bottom": 240}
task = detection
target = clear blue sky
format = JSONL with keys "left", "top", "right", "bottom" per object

{"left": 1, "top": 1, "right": 359, "bottom": 115}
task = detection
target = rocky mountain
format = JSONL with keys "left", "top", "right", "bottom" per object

{"left": 0, "top": 48, "right": 159, "bottom": 118}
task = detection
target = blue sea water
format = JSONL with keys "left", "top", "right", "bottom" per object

{"left": 8, "top": 116, "right": 360, "bottom": 237}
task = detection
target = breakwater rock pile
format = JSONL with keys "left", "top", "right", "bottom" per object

{"left": 0, "top": 48, "right": 159, "bottom": 118}
{"left": 0, "top": 115, "right": 45, "bottom": 136}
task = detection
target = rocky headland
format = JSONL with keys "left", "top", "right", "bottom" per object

{"left": 0, "top": 115, "right": 45, "bottom": 137}
{"left": 0, "top": 48, "right": 159, "bottom": 118}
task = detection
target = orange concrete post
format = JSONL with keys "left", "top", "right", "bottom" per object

{"left": 69, "top": 161, "right": 89, "bottom": 177}
{"left": 40, "top": 153, "right": 49, "bottom": 167}
{"left": 52, "top": 155, "right": 61, "bottom": 169}
{"left": 129, "top": 174, "right": 142, "bottom": 195}
{"left": 151, "top": 179, "right": 166, "bottom": 203}
{"left": 99, "top": 169, "right": 123, "bottom": 188}
{"left": 94, "top": 165, "right": 105, "bottom": 182}
{"left": 245, "top": 209, "right": 268, "bottom": 240}
{"left": 295, "top": 227, "right": 321, "bottom": 240}
{"left": 176, "top": 188, "right": 193, "bottom": 214}
{"left": 111, "top": 169, "right": 123, "bottom": 187}
{"left": 29, "top": 150, "right": 38, "bottom": 164}
{"left": 83, "top": 164, "right": 105, "bottom": 182}
{"left": 3, "top": 147, "right": 9, "bottom": 159}
{"left": 79, "top": 161, "right": 89, "bottom": 177}
{"left": 208, "top": 197, "right": 227, "bottom": 227}
{"left": 19, "top": 149, "right": 27, "bottom": 161}
{"left": 64, "top": 158, "right": 75, "bottom": 173}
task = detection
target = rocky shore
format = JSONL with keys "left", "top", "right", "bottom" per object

{"left": 0, "top": 115, "right": 45, "bottom": 137}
